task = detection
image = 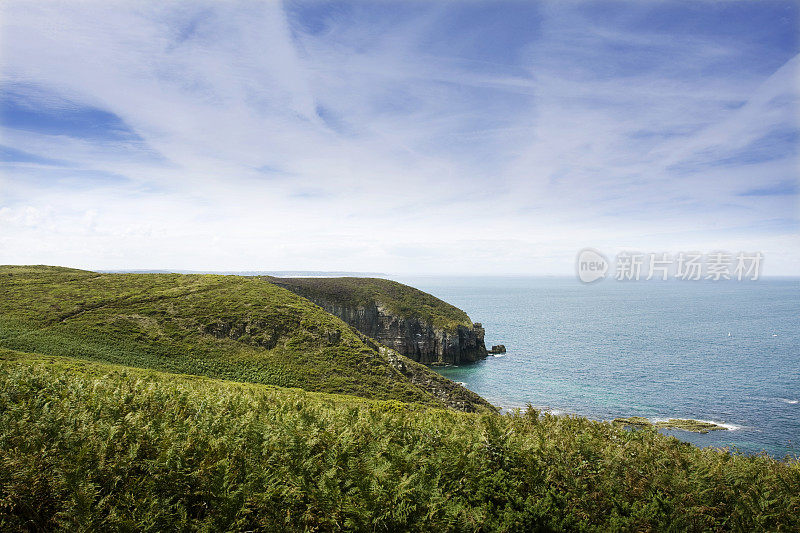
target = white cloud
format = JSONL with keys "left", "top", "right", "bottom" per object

{"left": 0, "top": 1, "right": 797, "bottom": 274}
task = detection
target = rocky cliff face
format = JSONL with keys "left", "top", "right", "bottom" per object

{"left": 275, "top": 292, "right": 487, "bottom": 365}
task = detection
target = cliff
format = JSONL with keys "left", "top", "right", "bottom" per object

{"left": 267, "top": 277, "right": 488, "bottom": 365}
{"left": 0, "top": 266, "right": 493, "bottom": 413}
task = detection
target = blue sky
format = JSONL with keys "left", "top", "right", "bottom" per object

{"left": 0, "top": 1, "right": 798, "bottom": 274}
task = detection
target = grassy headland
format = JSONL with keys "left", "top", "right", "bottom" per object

{"left": 0, "top": 265, "right": 488, "bottom": 411}
{"left": 269, "top": 276, "right": 474, "bottom": 331}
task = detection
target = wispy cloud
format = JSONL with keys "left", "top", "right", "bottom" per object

{"left": 0, "top": 1, "right": 797, "bottom": 274}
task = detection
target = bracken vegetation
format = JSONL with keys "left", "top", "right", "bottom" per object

{"left": 1, "top": 351, "right": 798, "bottom": 532}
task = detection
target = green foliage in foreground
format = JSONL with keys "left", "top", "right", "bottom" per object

{"left": 269, "top": 276, "right": 474, "bottom": 331}
{"left": 0, "top": 265, "right": 485, "bottom": 410}
{"left": 2, "top": 352, "right": 798, "bottom": 532}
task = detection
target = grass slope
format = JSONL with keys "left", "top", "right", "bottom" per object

{"left": 1, "top": 350, "right": 798, "bottom": 532}
{"left": 0, "top": 265, "right": 483, "bottom": 409}
{"left": 269, "top": 277, "right": 474, "bottom": 331}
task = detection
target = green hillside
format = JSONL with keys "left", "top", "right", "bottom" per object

{"left": 0, "top": 266, "right": 489, "bottom": 411}
{"left": 1, "top": 350, "right": 798, "bottom": 531}
{"left": 269, "top": 276, "right": 474, "bottom": 331}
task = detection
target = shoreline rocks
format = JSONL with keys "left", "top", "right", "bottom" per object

{"left": 613, "top": 417, "right": 729, "bottom": 434}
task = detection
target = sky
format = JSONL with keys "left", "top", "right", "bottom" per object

{"left": 0, "top": 0, "right": 798, "bottom": 275}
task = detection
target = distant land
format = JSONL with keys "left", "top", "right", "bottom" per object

{"left": 100, "top": 269, "right": 388, "bottom": 277}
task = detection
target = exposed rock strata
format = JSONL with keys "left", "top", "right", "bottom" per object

{"left": 274, "top": 290, "right": 487, "bottom": 365}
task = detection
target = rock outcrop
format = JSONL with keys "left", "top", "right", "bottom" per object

{"left": 297, "top": 297, "right": 486, "bottom": 365}
{"left": 270, "top": 279, "right": 488, "bottom": 365}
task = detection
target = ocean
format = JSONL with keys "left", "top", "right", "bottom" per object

{"left": 395, "top": 276, "right": 800, "bottom": 457}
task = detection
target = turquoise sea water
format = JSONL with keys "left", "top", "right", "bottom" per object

{"left": 395, "top": 276, "right": 800, "bottom": 457}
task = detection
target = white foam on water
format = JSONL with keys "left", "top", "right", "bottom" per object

{"left": 543, "top": 408, "right": 569, "bottom": 416}
{"left": 702, "top": 420, "right": 742, "bottom": 431}
{"left": 779, "top": 398, "right": 799, "bottom": 405}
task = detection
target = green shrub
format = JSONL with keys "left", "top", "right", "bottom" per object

{"left": 0, "top": 352, "right": 797, "bottom": 532}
